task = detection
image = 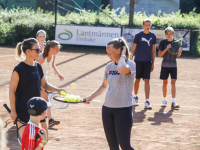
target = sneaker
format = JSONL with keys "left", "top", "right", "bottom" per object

{"left": 49, "top": 118, "right": 60, "bottom": 127}
{"left": 161, "top": 100, "right": 167, "bottom": 107}
{"left": 133, "top": 96, "right": 139, "bottom": 106}
{"left": 145, "top": 101, "right": 152, "bottom": 109}
{"left": 171, "top": 102, "right": 180, "bottom": 109}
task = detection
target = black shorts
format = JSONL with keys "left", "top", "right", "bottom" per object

{"left": 135, "top": 61, "right": 152, "bottom": 79}
{"left": 160, "top": 67, "right": 177, "bottom": 80}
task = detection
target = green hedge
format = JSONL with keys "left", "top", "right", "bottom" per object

{"left": 0, "top": 6, "right": 199, "bottom": 54}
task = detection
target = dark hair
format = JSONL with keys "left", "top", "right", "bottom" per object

{"left": 43, "top": 40, "right": 61, "bottom": 58}
{"left": 107, "top": 37, "right": 130, "bottom": 60}
{"left": 143, "top": 18, "right": 151, "bottom": 25}
{"left": 15, "top": 38, "right": 38, "bottom": 61}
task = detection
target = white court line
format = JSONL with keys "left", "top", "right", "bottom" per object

{"left": 48, "top": 131, "right": 200, "bottom": 146}
{"left": 68, "top": 105, "right": 200, "bottom": 117}
{"left": 0, "top": 55, "right": 15, "bottom": 57}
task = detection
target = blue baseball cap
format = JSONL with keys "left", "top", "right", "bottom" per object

{"left": 27, "top": 97, "right": 52, "bottom": 116}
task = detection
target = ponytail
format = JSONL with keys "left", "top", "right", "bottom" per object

{"left": 43, "top": 40, "right": 61, "bottom": 58}
{"left": 15, "top": 42, "right": 25, "bottom": 61}
{"left": 119, "top": 37, "right": 130, "bottom": 60}
{"left": 43, "top": 40, "right": 51, "bottom": 58}
{"left": 107, "top": 37, "right": 130, "bottom": 60}
{"left": 15, "top": 38, "right": 38, "bottom": 61}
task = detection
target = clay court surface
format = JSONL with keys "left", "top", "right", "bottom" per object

{"left": 0, "top": 47, "right": 200, "bottom": 150}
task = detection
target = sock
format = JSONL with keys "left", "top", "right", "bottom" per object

{"left": 146, "top": 99, "right": 149, "bottom": 102}
{"left": 134, "top": 94, "right": 137, "bottom": 97}
{"left": 172, "top": 98, "right": 176, "bottom": 103}
{"left": 163, "top": 97, "right": 167, "bottom": 101}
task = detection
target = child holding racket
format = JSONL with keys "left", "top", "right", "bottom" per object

{"left": 9, "top": 38, "right": 66, "bottom": 140}
{"left": 130, "top": 18, "right": 156, "bottom": 109}
{"left": 37, "top": 40, "right": 64, "bottom": 127}
{"left": 36, "top": 30, "right": 46, "bottom": 53}
{"left": 21, "top": 97, "right": 51, "bottom": 150}
{"left": 85, "top": 37, "right": 135, "bottom": 150}
{"left": 158, "top": 27, "right": 182, "bottom": 108}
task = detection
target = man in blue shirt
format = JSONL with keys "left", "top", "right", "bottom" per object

{"left": 130, "top": 18, "right": 156, "bottom": 109}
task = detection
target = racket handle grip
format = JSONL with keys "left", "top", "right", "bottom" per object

{"left": 90, "top": 100, "right": 101, "bottom": 103}
{"left": 3, "top": 104, "right": 11, "bottom": 113}
{"left": 35, "top": 130, "right": 43, "bottom": 141}
{"left": 183, "top": 30, "right": 189, "bottom": 38}
{"left": 3, "top": 103, "right": 18, "bottom": 125}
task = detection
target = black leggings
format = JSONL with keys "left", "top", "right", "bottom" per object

{"left": 102, "top": 105, "right": 134, "bottom": 150}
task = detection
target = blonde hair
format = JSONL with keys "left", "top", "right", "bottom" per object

{"left": 15, "top": 38, "right": 38, "bottom": 61}
{"left": 36, "top": 30, "right": 46, "bottom": 38}
{"left": 165, "top": 27, "right": 175, "bottom": 35}
{"left": 107, "top": 37, "right": 130, "bottom": 60}
{"left": 143, "top": 18, "right": 151, "bottom": 25}
{"left": 43, "top": 40, "right": 61, "bottom": 58}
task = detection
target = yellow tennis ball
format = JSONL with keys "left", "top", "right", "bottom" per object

{"left": 71, "top": 83, "right": 76, "bottom": 88}
{"left": 64, "top": 96, "right": 70, "bottom": 102}
{"left": 70, "top": 95, "right": 75, "bottom": 102}
{"left": 75, "top": 95, "right": 80, "bottom": 102}
{"left": 60, "top": 91, "right": 67, "bottom": 96}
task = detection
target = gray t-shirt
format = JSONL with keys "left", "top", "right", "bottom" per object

{"left": 103, "top": 60, "right": 136, "bottom": 108}
{"left": 158, "top": 39, "right": 177, "bottom": 67}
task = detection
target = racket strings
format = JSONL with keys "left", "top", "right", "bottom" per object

{"left": 173, "top": 39, "right": 183, "bottom": 45}
{"left": 48, "top": 93, "right": 69, "bottom": 109}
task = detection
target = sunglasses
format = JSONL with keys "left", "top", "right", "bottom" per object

{"left": 30, "top": 48, "right": 40, "bottom": 53}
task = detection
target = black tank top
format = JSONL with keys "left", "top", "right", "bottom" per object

{"left": 13, "top": 62, "right": 44, "bottom": 109}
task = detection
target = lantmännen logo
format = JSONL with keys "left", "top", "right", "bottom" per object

{"left": 58, "top": 29, "right": 73, "bottom": 40}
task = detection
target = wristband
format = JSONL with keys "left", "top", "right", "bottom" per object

{"left": 39, "top": 143, "right": 44, "bottom": 147}
{"left": 42, "top": 140, "right": 47, "bottom": 143}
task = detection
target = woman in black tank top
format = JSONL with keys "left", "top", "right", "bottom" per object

{"left": 9, "top": 38, "right": 66, "bottom": 141}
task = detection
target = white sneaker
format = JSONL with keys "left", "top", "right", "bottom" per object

{"left": 171, "top": 101, "right": 180, "bottom": 109}
{"left": 161, "top": 100, "right": 167, "bottom": 107}
{"left": 133, "top": 96, "right": 139, "bottom": 106}
{"left": 145, "top": 101, "right": 152, "bottom": 109}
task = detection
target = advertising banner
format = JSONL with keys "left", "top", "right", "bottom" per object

{"left": 55, "top": 25, "right": 121, "bottom": 46}
{"left": 122, "top": 28, "right": 190, "bottom": 51}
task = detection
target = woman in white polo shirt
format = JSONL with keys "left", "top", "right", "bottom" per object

{"left": 84, "top": 37, "right": 135, "bottom": 150}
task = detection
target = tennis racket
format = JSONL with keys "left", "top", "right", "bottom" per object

{"left": 53, "top": 95, "right": 101, "bottom": 104}
{"left": 168, "top": 30, "right": 189, "bottom": 55}
{"left": 46, "top": 91, "right": 70, "bottom": 109}
{"left": 3, "top": 104, "right": 41, "bottom": 145}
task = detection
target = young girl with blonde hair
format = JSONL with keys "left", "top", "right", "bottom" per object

{"left": 37, "top": 40, "right": 64, "bottom": 127}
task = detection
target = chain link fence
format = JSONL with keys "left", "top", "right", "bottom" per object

{"left": 189, "top": 30, "right": 200, "bottom": 55}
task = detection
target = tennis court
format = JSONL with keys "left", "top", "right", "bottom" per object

{"left": 0, "top": 46, "right": 200, "bottom": 150}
